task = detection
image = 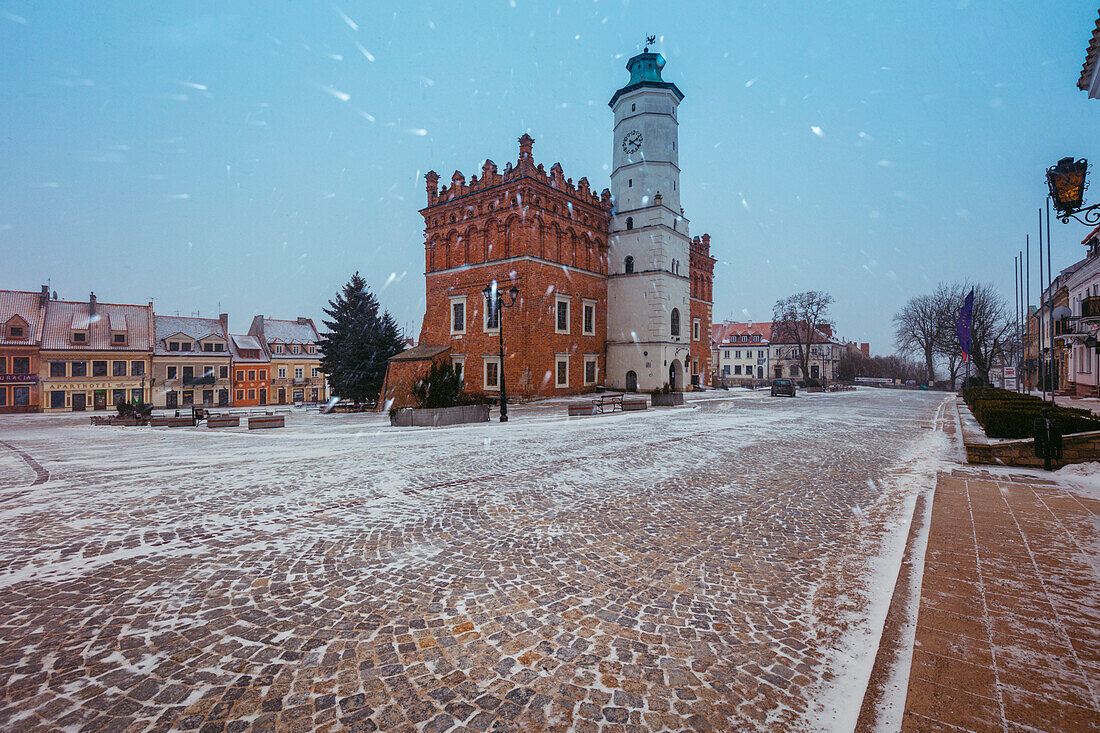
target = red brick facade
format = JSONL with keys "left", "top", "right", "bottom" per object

{"left": 384, "top": 134, "right": 717, "bottom": 404}
{"left": 689, "top": 235, "right": 717, "bottom": 387}
{"left": 415, "top": 135, "right": 613, "bottom": 399}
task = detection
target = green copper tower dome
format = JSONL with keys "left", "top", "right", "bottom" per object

{"left": 609, "top": 47, "right": 684, "bottom": 108}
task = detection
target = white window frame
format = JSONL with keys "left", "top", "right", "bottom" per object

{"left": 483, "top": 299, "right": 500, "bottom": 333}
{"left": 450, "top": 296, "right": 467, "bottom": 335}
{"left": 693, "top": 318, "right": 701, "bottom": 341}
{"left": 483, "top": 356, "right": 501, "bottom": 391}
{"left": 555, "top": 355, "right": 570, "bottom": 388}
{"left": 582, "top": 299, "right": 596, "bottom": 336}
{"left": 279, "top": 367, "right": 286, "bottom": 378}
{"left": 555, "top": 296, "right": 571, "bottom": 335}
{"left": 451, "top": 355, "right": 466, "bottom": 383}
{"left": 295, "top": 367, "right": 303, "bottom": 379}
{"left": 583, "top": 355, "right": 598, "bottom": 386}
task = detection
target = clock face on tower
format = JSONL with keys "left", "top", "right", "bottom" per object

{"left": 621, "top": 130, "right": 643, "bottom": 154}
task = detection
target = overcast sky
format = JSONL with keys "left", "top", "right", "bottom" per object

{"left": 2, "top": 2, "right": 1097, "bottom": 352}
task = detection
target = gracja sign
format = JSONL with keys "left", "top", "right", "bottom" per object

{"left": 0, "top": 374, "right": 39, "bottom": 384}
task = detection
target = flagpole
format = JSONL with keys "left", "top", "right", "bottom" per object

{"left": 1014, "top": 254, "right": 1020, "bottom": 392}
{"left": 1026, "top": 234, "right": 1031, "bottom": 394}
{"left": 1039, "top": 209, "right": 1046, "bottom": 402}
{"left": 1018, "top": 248, "right": 1024, "bottom": 392}
{"left": 1046, "top": 198, "right": 1055, "bottom": 405}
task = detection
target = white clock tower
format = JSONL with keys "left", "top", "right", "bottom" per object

{"left": 606, "top": 43, "right": 692, "bottom": 393}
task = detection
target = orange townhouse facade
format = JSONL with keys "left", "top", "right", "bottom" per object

{"left": 229, "top": 334, "right": 270, "bottom": 407}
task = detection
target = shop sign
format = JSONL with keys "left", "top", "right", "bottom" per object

{"left": 0, "top": 373, "right": 37, "bottom": 384}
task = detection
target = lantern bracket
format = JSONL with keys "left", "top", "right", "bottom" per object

{"left": 1057, "top": 203, "right": 1100, "bottom": 227}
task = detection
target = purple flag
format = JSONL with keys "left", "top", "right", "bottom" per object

{"left": 957, "top": 288, "right": 974, "bottom": 362}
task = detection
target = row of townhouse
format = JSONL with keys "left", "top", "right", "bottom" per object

{"left": 1044, "top": 225, "right": 1100, "bottom": 397}
{"left": 0, "top": 287, "right": 328, "bottom": 414}
{"left": 710, "top": 321, "right": 845, "bottom": 385}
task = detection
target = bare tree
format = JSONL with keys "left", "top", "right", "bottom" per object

{"left": 772, "top": 291, "right": 835, "bottom": 382}
{"left": 893, "top": 294, "right": 938, "bottom": 385}
{"left": 955, "top": 282, "right": 1014, "bottom": 383}
{"left": 932, "top": 282, "right": 968, "bottom": 388}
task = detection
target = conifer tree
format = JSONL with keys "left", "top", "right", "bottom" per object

{"left": 319, "top": 273, "right": 405, "bottom": 404}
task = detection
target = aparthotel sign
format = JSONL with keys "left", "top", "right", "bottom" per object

{"left": 0, "top": 374, "right": 38, "bottom": 384}
{"left": 48, "top": 381, "right": 141, "bottom": 390}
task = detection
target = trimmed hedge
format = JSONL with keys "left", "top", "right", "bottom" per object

{"left": 962, "top": 388, "right": 1100, "bottom": 439}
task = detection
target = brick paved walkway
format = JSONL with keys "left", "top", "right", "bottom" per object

{"left": 0, "top": 390, "right": 946, "bottom": 732}
{"left": 902, "top": 470, "right": 1100, "bottom": 732}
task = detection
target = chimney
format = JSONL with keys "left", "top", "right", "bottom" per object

{"left": 220, "top": 313, "right": 229, "bottom": 334}
{"left": 39, "top": 285, "right": 49, "bottom": 307}
{"left": 89, "top": 291, "right": 97, "bottom": 315}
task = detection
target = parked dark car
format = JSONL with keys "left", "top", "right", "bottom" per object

{"left": 771, "top": 379, "right": 796, "bottom": 397}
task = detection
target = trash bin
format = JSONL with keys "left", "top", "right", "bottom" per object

{"left": 1033, "top": 409, "right": 1063, "bottom": 471}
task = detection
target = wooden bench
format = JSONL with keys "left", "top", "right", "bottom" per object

{"left": 594, "top": 393, "right": 625, "bottom": 413}
{"left": 207, "top": 416, "right": 240, "bottom": 428}
{"left": 567, "top": 393, "right": 643, "bottom": 417}
{"left": 248, "top": 415, "right": 285, "bottom": 430}
{"left": 150, "top": 416, "right": 194, "bottom": 428}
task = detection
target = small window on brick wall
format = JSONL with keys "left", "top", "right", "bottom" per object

{"left": 451, "top": 297, "right": 466, "bottom": 334}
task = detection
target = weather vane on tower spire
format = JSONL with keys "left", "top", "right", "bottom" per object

{"left": 644, "top": 35, "right": 656, "bottom": 52}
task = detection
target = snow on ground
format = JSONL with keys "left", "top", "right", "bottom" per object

{"left": 0, "top": 387, "right": 947, "bottom": 731}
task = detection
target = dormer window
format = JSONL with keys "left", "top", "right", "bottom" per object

{"left": 6, "top": 316, "right": 29, "bottom": 340}
{"left": 308, "top": 345, "right": 316, "bottom": 355}
{"left": 168, "top": 341, "right": 179, "bottom": 351}
{"left": 292, "top": 345, "right": 300, "bottom": 354}
{"left": 72, "top": 331, "right": 87, "bottom": 344}
{"left": 111, "top": 332, "right": 127, "bottom": 345}
{"left": 275, "top": 345, "right": 283, "bottom": 354}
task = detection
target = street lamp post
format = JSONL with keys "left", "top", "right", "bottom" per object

{"left": 1047, "top": 157, "right": 1100, "bottom": 226}
{"left": 482, "top": 281, "right": 520, "bottom": 422}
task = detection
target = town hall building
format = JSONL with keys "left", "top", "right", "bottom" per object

{"left": 382, "top": 45, "right": 716, "bottom": 407}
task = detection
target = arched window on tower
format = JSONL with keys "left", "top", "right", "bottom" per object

{"left": 671, "top": 308, "right": 681, "bottom": 337}
{"left": 626, "top": 217, "right": 633, "bottom": 231}
{"left": 624, "top": 256, "right": 634, "bottom": 274}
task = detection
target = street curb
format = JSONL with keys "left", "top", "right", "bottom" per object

{"left": 853, "top": 397, "right": 953, "bottom": 732}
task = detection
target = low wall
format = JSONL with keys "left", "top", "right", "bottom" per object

{"left": 390, "top": 404, "right": 490, "bottom": 428}
{"left": 959, "top": 397, "right": 1100, "bottom": 468}
{"left": 965, "top": 429, "right": 1100, "bottom": 469}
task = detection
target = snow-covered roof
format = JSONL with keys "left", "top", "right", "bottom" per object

{"left": 231, "top": 334, "right": 262, "bottom": 350}
{"left": 153, "top": 315, "right": 228, "bottom": 356}
{"left": 228, "top": 333, "right": 269, "bottom": 362}
{"left": 254, "top": 317, "right": 319, "bottom": 345}
{"left": 41, "top": 298, "right": 153, "bottom": 351}
{"left": 711, "top": 321, "right": 772, "bottom": 345}
{"left": 0, "top": 290, "right": 47, "bottom": 346}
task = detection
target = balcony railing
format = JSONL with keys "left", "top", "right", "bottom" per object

{"left": 1081, "top": 296, "right": 1100, "bottom": 320}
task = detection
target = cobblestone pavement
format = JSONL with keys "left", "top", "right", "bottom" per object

{"left": 902, "top": 469, "right": 1100, "bottom": 732}
{"left": 0, "top": 389, "right": 946, "bottom": 732}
